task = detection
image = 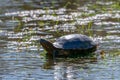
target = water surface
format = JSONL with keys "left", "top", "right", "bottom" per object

{"left": 0, "top": 0, "right": 120, "bottom": 80}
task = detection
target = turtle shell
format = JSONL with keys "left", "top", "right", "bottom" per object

{"left": 53, "top": 34, "right": 97, "bottom": 50}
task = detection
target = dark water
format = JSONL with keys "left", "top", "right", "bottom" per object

{"left": 0, "top": 0, "right": 120, "bottom": 80}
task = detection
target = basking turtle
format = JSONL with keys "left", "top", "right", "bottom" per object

{"left": 40, "top": 34, "right": 97, "bottom": 57}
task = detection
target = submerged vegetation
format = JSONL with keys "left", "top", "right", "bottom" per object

{"left": 0, "top": 0, "right": 120, "bottom": 80}
{"left": 2, "top": 0, "right": 119, "bottom": 55}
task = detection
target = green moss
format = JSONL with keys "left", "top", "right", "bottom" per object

{"left": 40, "top": 50, "right": 47, "bottom": 57}
{"left": 111, "top": 2, "right": 120, "bottom": 10}
{"left": 38, "top": 21, "right": 45, "bottom": 27}
{"left": 81, "top": 13, "right": 96, "bottom": 18}
{"left": 109, "top": 50, "right": 120, "bottom": 57}
{"left": 14, "top": 18, "right": 23, "bottom": 32}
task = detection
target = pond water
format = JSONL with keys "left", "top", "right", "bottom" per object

{"left": 0, "top": 0, "right": 120, "bottom": 80}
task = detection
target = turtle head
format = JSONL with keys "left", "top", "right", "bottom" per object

{"left": 40, "top": 39, "right": 55, "bottom": 55}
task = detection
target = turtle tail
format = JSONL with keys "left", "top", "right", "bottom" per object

{"left": 40, "top": 39, "right": 55, "bottom": 54}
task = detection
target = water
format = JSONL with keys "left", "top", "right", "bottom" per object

{"left": 0, "top": 0, "right": 120, "bottom": 80}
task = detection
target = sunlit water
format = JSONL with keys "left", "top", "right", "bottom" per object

{"left": 0, "top": 0, "right": 120, "bottom": 80}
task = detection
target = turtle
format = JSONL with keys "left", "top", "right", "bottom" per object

{"left": 40, "top": 34, "right": 97, "bottom": 58}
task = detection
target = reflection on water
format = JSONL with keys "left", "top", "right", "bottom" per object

{"left": 0, "top": 0, "right": 120, "bottom": 80}
{"left": 42, "top": 57, "right": 120, "bottom": 80}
